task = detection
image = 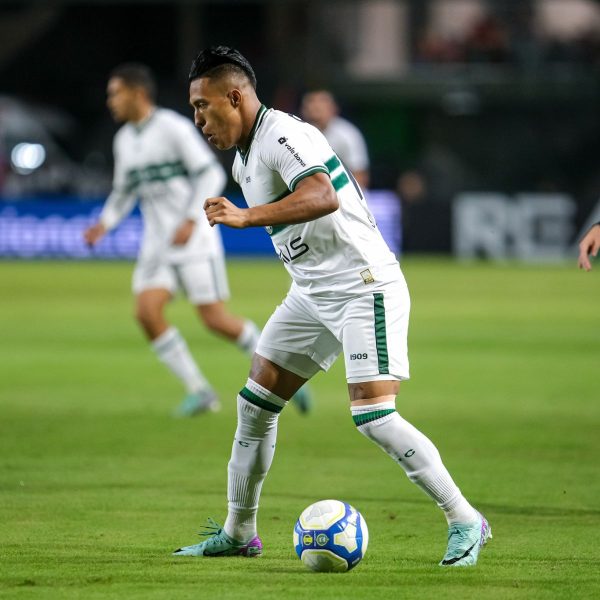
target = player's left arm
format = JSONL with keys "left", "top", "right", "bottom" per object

{"left": 204, "top": 172, "right": 338, "bottom": 229}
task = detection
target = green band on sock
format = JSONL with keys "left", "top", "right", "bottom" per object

{"left": 353, "top": 408, "right": 396, "bottom": 427}
{"left": 240, "top": 387, "right": 283, "bottom": 413}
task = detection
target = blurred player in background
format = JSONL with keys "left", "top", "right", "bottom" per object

{"left": 301, "top": 89, "right": 370, "bottom": 190}
{"left": 83, "top": 63, "right": 262, "bottom": 417}
{"left": 173, "top": 46, "right": 491, "bottom": 568}
{"left": 577, "top": 221, "right": 600, "bottom": 270}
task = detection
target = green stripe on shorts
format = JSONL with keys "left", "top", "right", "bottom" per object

{"left": 353, "top": 409, "right": 396, "bottom": 427}
{"left": 373, "top": 293, "right": 389, "bottom": 374}
{"left": 239, "top": 387, "right": 283, "bottom": 413}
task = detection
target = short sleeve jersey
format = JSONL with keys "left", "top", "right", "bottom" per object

{"left": 112, "top": 108, "right": 225, "bottom": 263}
{"left": 232, "top": 106, "right": 399, "bottom": 297}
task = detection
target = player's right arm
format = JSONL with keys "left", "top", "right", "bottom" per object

{"left": 84, "top": 135, "right": 137, "bottom": 246}
{"left": 84, "top": 190, "right": 137, "bottom": 245}
{"left": 205, "top": 172, "right": 337, "bottom": 229}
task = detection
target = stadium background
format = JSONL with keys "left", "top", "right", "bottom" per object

{"left": 2, "top": 1, "right": 600, "bottom": 599}
{"left": 2, "top": 0, "right": 600, "bottom": 258}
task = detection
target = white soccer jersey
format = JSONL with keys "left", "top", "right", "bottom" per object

{"left": 100, "top": 107, "right": 226, "bottom": 264}
{"left": 323, "top": 116, "right": 369, "bottom": 173}
{"left": 232, "top": 106, "right": 399, "bottom": 297}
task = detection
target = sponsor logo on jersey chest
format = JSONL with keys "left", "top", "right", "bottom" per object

{"left": 277, "top": 136, "right": 306, "bottom": 167}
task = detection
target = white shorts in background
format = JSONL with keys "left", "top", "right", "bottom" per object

{"left": 255, "top": 281, "right": 410, "bottom": 383}
{"left": 132, "top": 256, "right": 230, "bottom": 305}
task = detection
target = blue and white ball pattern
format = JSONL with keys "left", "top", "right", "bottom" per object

{"left": 293, "top": 499, "right": 369, "bottom": 572}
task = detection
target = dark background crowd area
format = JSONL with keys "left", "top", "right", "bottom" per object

{"left": 1, "top": 0, "right": 599, "bottom": 252}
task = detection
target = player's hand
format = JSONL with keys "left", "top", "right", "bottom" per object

{"left": 577, "top": 224, "right": 600, "bottom": 271}
{"left": 204, "top": 196, "right": 249, "bottom": 228}
{"left": 172, "top": 219, "right": 196, "bottom": 246}
{"left": 84, "top": 222, "right": 107, "bottom": 246}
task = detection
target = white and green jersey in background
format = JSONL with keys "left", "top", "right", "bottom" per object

{"left": 322, "top": 115, "right": 369, "bottom": 174}
{"left": 100, "top": 107, "right": 227, "bottom": 265}
{"left": 232, "top": 106, "right": 400, "bottom": 297}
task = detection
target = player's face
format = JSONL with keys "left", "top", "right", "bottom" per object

{"left": 106, "top": 77, "right": 137, "bottom": 123}
{"left": 301, "top": 92, "right": 336, "bottom": 131}
{"left": 189, "top": 77, "right": 243, "bottom": 150}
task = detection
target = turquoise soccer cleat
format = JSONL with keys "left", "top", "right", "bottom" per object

{"left": 439, "top": 513, "right": 492, "bottom": 567}
{"left": 173, "top": 389, "right": 220, "bottom": 417}
{"left": 290, "top": 384, "right": 312, "bottom": 415}
{"left": 173, "top": 518, "right": 263, "bottom": 557}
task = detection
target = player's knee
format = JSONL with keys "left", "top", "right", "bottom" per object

{"left": 202, "top": 313, "right": 225, "bottom": 333}
{"left": 135, "top": 303, "right": 160, "bottom": 329}
{"left": 199, "top": 307, "right": 229, "bottom": 334}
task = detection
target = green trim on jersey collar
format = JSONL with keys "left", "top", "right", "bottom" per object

{"left": 131, "top": 108, "right": 157, "bottom": 134}
{"left": 236, "top": 104, "right": 268, "bottom": 165}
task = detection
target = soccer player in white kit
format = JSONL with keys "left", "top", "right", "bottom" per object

{"left": 301, "top": 89, "right": 370, "bottom": 190}
{"left": 173, "top": 47, "right": 491, "bottom": 566}
{"left": 84, "top": 63, "right": 262, "bottom": 417}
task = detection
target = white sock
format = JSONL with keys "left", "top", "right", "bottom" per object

{"left": 236, "top": 320, "right": 261, "bottom": 355}
{"left": 151, "top": 327, "right": 210, "bottom": 394}
{"left": 352, "top": 401, "right": 479, "bottom": 525}
{"left": 224, "top": 378, "right": 286, "bottom": 542}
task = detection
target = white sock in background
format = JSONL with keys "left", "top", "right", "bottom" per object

{"left": 352, "top": 401, "right": 479, "bottom": 525}
{"left": 151, "top": 326, "right": 210, "bottom": 394}
{"left": 224, "top": 379, "right": 286, "bottom": 542}
{"left": 235, "top": 320, "right": 261, "bottom": 355}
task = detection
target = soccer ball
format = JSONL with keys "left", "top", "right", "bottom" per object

{"left": 293, "top": 499, "right": 369, "bottom": 572}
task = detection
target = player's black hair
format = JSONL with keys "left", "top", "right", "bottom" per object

{"left": 188, "top": 46, "right": 257, "bottom": 90}
{"left": 109, "top": 63, "right": 157, "bottom": 101}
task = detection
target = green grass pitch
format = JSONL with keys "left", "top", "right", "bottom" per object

{"left": 1, "top": 258, "right": 599, "bottom": 599}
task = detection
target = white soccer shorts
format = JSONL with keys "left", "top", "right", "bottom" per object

{"left": 132, "top": 256, "right": 231, "bottom": 305}
{"left": 255, "top": 280, "right": 410, "bottom": 383}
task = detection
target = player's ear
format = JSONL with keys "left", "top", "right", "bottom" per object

{"left": 229, "top": 90, "right": 242, "bottom": 108}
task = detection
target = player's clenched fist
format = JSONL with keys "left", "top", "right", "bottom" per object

{"left": 204, "top": 196, "right": 249, "bottom": 228}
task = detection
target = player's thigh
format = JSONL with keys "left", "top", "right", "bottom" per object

{"left": 176, "top": 256, "right": 231, "bottom": 305}
{"left": 335, "top": 283, "right": 410, "bottom": 384}
{"left": 132, "top": 260, "right": 177, "bottom": 297}
{"left": 256, "top": 288, "right": 341, "bottom": 380}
